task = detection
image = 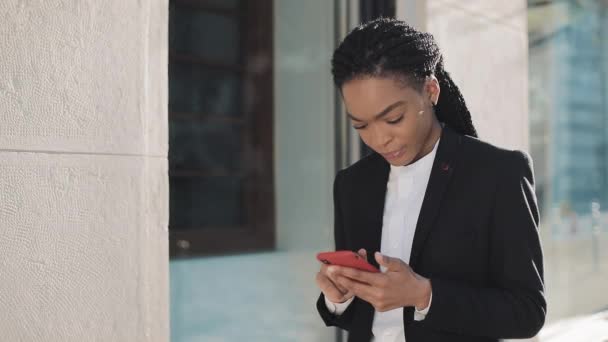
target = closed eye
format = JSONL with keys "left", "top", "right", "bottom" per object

{"left": 387, "top": 115, "right": 404, "bottom": 124}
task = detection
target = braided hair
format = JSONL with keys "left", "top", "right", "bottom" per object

{"left": 332, "top": 18, "right": 478, "bottom": 137}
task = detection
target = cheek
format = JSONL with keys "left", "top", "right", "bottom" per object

{"left": 356, "top": 125, "right": 402, "bottom": 147}
{"left": 392, "top": 121, "right": 418, "bottom": 144}
{"left": 395, "top": 123, "right": 414, "bottom": 139}
{"left": 357, "top": 130, "right": 374, "bottom": 146}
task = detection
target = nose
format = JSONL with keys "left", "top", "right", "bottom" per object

{"left": 370, "top": 125, "right": 392, "bottom": 149}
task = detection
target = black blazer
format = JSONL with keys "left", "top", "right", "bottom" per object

{"left": 316, "top": 126, "right": 546, "bottom": 342}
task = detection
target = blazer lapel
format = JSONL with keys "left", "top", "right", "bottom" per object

{"left": 349, "top": 154, "right": 390, "bottom": 341}
{"left": 359, "top": 153, "right": 390, "bottom": 269}
{"left": 409, "top": 126, "right": 461, "bottom": 268}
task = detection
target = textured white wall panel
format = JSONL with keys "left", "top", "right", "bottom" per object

{"left": 426, "top": 0, "right": 529, "bottom": 151}
{"left": 0, "top": 153, "right": 168, "bottom": 341}
{"left": 431, "top": 0, "right": 526, "bottom": 30}
{"left": 0, "top": 0, "right": 168, "bottom": 340}
{"left": 0, "top": 0, "right": 167, "bottom": 156}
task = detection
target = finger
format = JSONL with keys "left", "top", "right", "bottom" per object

{"left": 320, "top": 263, "right": 329, "bottom": 275}
{"left": 325, "top": 266, "right": 350, "bottom": 293}
{"left": 337, "top": 266, "right": 383, "bottom": 286}
{"left": 357, "top": 248, "right": 367, "bottom": 258}
{"left": 322, "top": 264, "right": 340, "bottom": 282}
{"left": 375, "top": 252, "right": 404, "bottom": 272}
{"left": 335, "top": 275, "right": 375, "bottom": 303}
{"left": 334, "top": 288, "right": 355, "bottom": 302}
{"left": 316, "top": 272, "right": 349, "bottom": 301}
{"left": 333, "top": 279, "right": 349, "bottom": 294}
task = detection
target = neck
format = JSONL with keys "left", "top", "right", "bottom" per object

{"left": 410, "top": 119, "right": 442, "bottom": 164}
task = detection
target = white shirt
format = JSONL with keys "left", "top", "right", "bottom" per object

{"left": 325, "top": 137, "right": 439, "bottom": 342}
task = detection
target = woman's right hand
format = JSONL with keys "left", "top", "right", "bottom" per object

{"left": 315, "top": 248, "right": 367, "bottom": 303}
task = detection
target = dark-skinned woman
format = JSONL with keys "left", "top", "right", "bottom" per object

{"left": 314, "top": 18, "right": 546, "bottom": 342}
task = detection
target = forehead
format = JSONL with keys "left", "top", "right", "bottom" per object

{"left": 341, "top": 77, "right": 420, "bottom": 117}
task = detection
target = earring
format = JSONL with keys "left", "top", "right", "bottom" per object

{"left": 418, "top": 110, "right": 424, "bottom": 116}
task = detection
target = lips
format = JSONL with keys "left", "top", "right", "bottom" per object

{"left": 381, "top": 148, "right": 404, "bottom": 160}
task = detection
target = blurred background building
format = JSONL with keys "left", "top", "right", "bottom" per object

{"left": 529, "top": 0, "right": 608, "bottom": 229}
{"left": 169, "top": 0, "right": 608, "bottom": 341}
{"left": 0, "top": 0, "right": 606, "bottom": 341}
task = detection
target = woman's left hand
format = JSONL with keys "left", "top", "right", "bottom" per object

{"left": 327, "top": 251, "right": 432, "bottom": 312}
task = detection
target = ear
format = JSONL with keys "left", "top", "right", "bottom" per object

{"left": 424, "top": 75, "right": 441, "bottom": 105}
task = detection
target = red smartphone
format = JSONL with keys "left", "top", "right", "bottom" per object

{"left": 316, "top": 250, "right": 380, "bottom": 273}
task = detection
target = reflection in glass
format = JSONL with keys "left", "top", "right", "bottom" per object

{"left": 169, "top": 3, "right": 240, "bottom": 64}
{"left": 529, "top": 0, "right": 608, "bottom": 238}
{"left": 169, "top": 176, "right": 244, "bottom": 229}
{"left": 169, "top": 63, "right": 241, "bottom": 116}
{"left": 169, "top": 120, "right": 243, "bottom": 173}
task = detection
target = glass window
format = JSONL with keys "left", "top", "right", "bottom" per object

{"left": 168, "top": 0, "right": 274, "bottom": 256}
{"left": 170, "top": 1, "right": 343, "bottom": 341}
{"left": 528, "top": 0, "right": 608, "bottom": 331}
{"left": 169, "top": 63, "right": 241, "bottom": 116}
{"left": 169, "top": 4, "right": 240, "bottom": 64}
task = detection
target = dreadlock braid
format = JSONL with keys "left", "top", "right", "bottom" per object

{"left": 332, "top": 18, "right": 478, "bottom": 138}
{"left": 434, "top": 59, "right": 478, "bottom": 137}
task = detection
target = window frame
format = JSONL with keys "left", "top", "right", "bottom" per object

{"left": 168, "top": 0, "right": 275, "bottom": 258}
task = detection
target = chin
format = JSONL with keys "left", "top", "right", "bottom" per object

{"left": 385, "top": 154, "right": 413, "bottom": 166}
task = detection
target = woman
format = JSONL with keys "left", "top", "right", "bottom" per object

{"left": 314, "top": 18, "right": 546, "bottom": 342}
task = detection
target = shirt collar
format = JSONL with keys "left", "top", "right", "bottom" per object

{"left": 389, "top": 137, "right": 440, "bottom": 178}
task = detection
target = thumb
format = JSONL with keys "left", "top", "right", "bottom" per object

{"left": 357, "top": 248, "right": 367, "bottom": 258}
{"left": 375, "top": 252, "right": 401, "bottom": 271}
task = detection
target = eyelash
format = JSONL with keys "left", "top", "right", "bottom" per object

{"left": 353, "top": 115, "right": 404, "bottom": 130}
{"left": 387, "top": 116, "right": 404, "bottom": 124}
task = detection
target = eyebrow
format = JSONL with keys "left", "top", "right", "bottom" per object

{"left": 347, "top": 100, "right": 407, "bottom": 122}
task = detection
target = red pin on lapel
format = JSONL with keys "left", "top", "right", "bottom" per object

{"left": 441, "top": 162, "right": 450, "bottom": 172}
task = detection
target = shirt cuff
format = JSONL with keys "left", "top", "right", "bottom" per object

{"left": 413, "top": 290, "right": 432, "bottom": 321}
{"left": 324, "top": 295, "right": 355, "bottom": 315}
